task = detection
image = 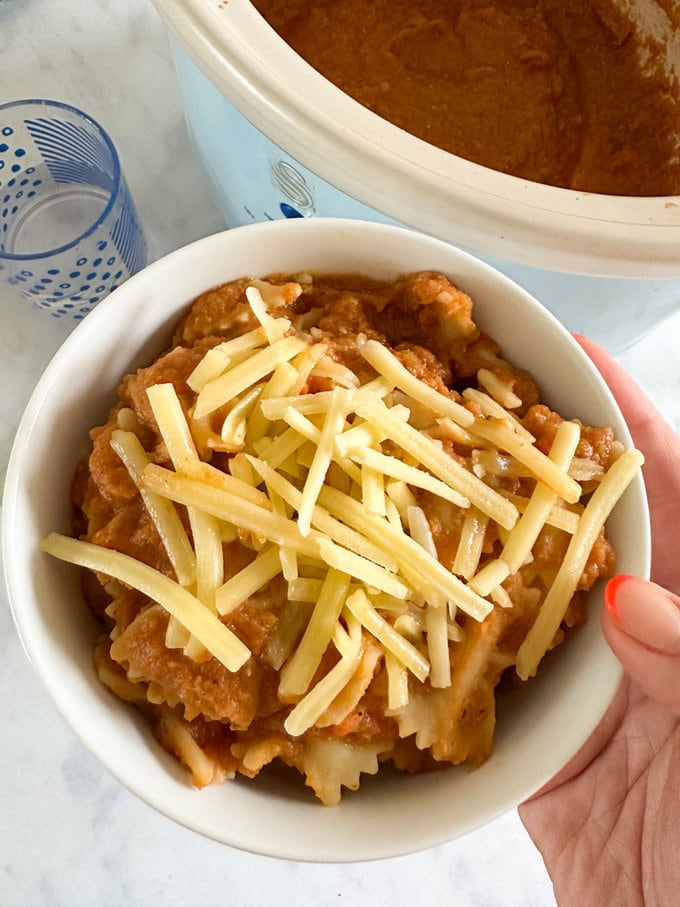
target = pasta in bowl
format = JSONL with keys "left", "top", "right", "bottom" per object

{"left": 3, "top": 219, "right": 650, "bottom": 860}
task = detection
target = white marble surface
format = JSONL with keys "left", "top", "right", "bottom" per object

{"left": 1, "top": 3, "right": 678, "bottom": 906}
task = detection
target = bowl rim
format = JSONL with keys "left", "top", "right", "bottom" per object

{"left": 152, "top": 0, "right": 680, "bottom": 278}
{"left": 2, "top": 219, "right": 650, "bottom": 861}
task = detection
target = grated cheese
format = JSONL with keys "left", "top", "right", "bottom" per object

{"left": 44, "top": 276, "right": 643, "bottom": 754}
{"left": 42, "top": 533, "right": 250, "bottom": 672}
{"left": 516, "top": 448, "right": 644, "bottom": 679}
{"left": 109, "top": 429, "right": 196, "bottom": 587}
{"left": 194, "top": 335, "right": 307, "bottom": 419}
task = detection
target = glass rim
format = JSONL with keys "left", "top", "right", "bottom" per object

{"left": 0, "top": 99, "right": 124, "bottom": 262}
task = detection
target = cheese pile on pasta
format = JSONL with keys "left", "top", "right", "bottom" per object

{"left": 42, "top": 270, "right": 642, "bottom": 804}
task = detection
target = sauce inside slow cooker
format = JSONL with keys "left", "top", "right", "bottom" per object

{"left": 252, "top": 0, "right": 680, "bottom": 196}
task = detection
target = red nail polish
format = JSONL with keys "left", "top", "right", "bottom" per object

{"left": 605, "top": 575, "right": 680, "bottom": 655}
{"left": 604, "top": 574, "right": 638, "bottom": 625}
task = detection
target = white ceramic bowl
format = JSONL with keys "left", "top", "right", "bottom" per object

{"left": 2, "top": 219, "right": 650, "bottom": 862}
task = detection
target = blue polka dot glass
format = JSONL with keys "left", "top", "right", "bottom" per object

{"left": 0, "top": 100, "right": 148, "bottom": 319}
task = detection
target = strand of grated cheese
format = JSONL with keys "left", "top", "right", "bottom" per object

{"left": 42, "top": 533, "right": 250, "bottom": 671}
{"left": 463, "top": 387, "right": 533, "bottom": 441}
{"left": 469, "top": 416, "right": 583, "bottom": 504}
{"left": 194, "top": 335, "right": 307, "bottom": 419}
{"left": 452, "top": 508, "right": 488, "bottom": 580}
{"left": 109, "top": 429, "right": 196, "bottom": 587}
{"left": 500, "top": 420, "right": 582, "bottom": 573}
{"left": 245, "top": 454, "right": 398, "bottom": 571}
{"left": 468, "top": 559, "right": 511, "bottom": 598}
{"left": 317, "top": 538, "right": 410, "bottom": 599}
{"left": 503, "top": 492, "right": 582, "bottom": 534}
{"left": 186, "top": 326, "right": 268, "bottom": 393}
{"left": 260, "top": 376, "right": 393, "bottom": 422}
{"left": 346, "top": 588, "right": 430, "bottom": 682}
{"left": 245, "top": 361, "right": 300, "bottom": 446}
{"left": 245, "top": 285, "right": 291, "bottom": 344}
{"left": 265, "top": 484, "right": 298, "bottom": 582}
{"left": 426, "top": 602, "right": 451, "bottom": 688}
{"left": 188, "top": 508, "right": 224, "bottom": 613}
{"left": 146, "top": 382, "right": 201, "bottom": 473}
{"left": 255, "top": 425, "right": 307, "bottom": 471}
{"left": 283, "top": 612, "right": 363, "bottom": 737}
{"left": 515, "top": 447, "right": 645, "bottom": 679}
{"left": 361, "top": 460, "right": 387, "bottom": 516}
{"left": 146, "top": 382, "right": 225, "bottom": 659}
{"left": 355, "top": 397, "right": 519, "bottom": 530}
{"left": 297, "top": 387, "right": 353, "bottom": 536}
{"left": 359, "top": 338, "right": 474, "bottom": 427}
{"left": 220, "top": 383, "right": 263, "bottom": 450}
{"left": 278, "top": 568, "right": 352, "bottom": 697}
{"left": 385, "top": 651, "right": 410, "bottom": 710}
{"left": 348, "top": 445, "right": 471, "bottom": 510}
{"left": 214, "top": 546, "right": 282, "bottom": 616}
{"left": 476, "top": 367, "right": 523, "bottom": 410}
{"left": 318, "top": 486, "right": 493, "bottom": 622}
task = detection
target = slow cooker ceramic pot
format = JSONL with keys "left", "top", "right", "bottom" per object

{"left": 153, "top": 0, "right": 680, "bottom": 352}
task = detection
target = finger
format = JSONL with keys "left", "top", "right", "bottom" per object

{"left": 602, "top": 574, "right": 680, "bottom": 716}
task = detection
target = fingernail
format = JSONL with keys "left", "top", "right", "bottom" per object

{"left": 605, "top": 575, "right": 680, "bottom": 655}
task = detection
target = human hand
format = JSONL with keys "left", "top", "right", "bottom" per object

{"left": 519, "top": 335, "right": 680, "bottom": 907}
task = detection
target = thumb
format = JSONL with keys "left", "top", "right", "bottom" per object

{"left": 603, "top": 575, "right": 680, "bottom": 715}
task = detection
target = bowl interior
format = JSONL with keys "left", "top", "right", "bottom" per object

{"left": 2, "top": 219, "right": 650, "bottom": 861}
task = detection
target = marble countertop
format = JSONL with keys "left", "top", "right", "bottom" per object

{"left": 1, "top": 3, "right": 678, "bottom": 905}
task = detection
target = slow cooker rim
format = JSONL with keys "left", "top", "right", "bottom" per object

{"left": 153, "top": 0, "right": 680, "bottom": 278}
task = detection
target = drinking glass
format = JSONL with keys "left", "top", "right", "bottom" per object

{"left": 0, "top": 99, "right": 148, "bottom": 319}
